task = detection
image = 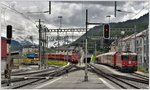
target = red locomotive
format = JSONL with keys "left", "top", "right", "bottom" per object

{"left": 46, "top": 53, "right": 79, "bottom": 64}
{"left": 96, "top": 51, "right": 137, "bottom": 72}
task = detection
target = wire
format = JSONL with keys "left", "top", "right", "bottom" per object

{"left": 131, "top": 3, "right": 149, "bottom": 19}
{"left": 1, "top": 2, "right": 37, "bottom": 26}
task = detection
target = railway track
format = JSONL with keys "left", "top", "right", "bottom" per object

{"left": 112, "top": 74, "right": 149, "bottom": 85}
{"left": 88, "top": 64, "right": 149, "bottom": 89}
{"left": 2, "top": 64, "right": 79, "bottom": 89}
{"left": 130, "top": 73, "right": 149, "bottom": 80}
{"left": 1, "top": 66, "right": 58, "bottom": 84}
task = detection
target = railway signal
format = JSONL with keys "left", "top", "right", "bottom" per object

{"left": 7, "top": 25, "right": 12, "bottom": 38}
{"left": 5, "top": 25, "right": 13, "bottom": 86}
{"left": 103, "top": 24, "right": 110, "bottom": 39}
{"left": 7, "top": 25, "right": 12, "bottom": 44}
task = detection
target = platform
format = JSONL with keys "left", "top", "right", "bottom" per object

{"left": 32, "top": 70, "right": 115, "bottom": 89}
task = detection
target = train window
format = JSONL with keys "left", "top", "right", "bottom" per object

{"left": 121, "top": 55, "right": 128, "bottom": 60}
{"left": 131, "top": 55, "right": 137, "bottom": 61}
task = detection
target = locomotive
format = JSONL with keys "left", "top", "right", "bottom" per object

{"left": 22, "top": 53, "right": 39, "bottom": 65}
{"left": 96, "top": 51, "right": 137, "bottom": 72}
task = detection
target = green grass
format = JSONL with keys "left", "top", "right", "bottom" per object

{"left": 11, "top": 59, "right": 68, "bottom": 66}
{"left": 91, "top": 55, "right": 96, "bottom": 62}
{"left": 138, "top": 65, "right": 148, "bottom": 73}
{"left": 47, "top": 60, "right": 68, "bottom": 66}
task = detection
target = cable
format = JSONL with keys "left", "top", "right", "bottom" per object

{"left": 131, "top": 3, "right": 149, "bottom": 19}
{"left": 1, "top": 2, "right": 37, "bottom": 26}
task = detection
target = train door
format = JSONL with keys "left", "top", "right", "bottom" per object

{"left": 116, "top": 53, "right": 122, "bottom": 67}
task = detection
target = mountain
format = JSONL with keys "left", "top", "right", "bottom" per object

{"left": 11, "top": 38, "right": 35, "bottom": 52}
{"left": 71, "top": 13, "right": 149, "bottom": 53}
{"left": 10, "top": 40, "right": 23, "bottom": 52}
{"left": 15, "top": 37, "right": 35, "bottom": 48}
{"left": 20, "top": 40, "right": 33, "bottom": 48}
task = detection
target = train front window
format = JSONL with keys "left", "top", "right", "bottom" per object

{"left": 131, "top": 55, "right": 137, "bottom": 61}
{"left": 121, "top": 55, "right": 128, "bottom": 60}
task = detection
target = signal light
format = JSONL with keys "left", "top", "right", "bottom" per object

{"left": 7, "top": 25, "right": 12, "bottom": 39}
{"left": 103, "top": 24, "right": 110, "bottom": 39}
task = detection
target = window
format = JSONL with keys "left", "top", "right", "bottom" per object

{"left": 121, "top": 55, "right": 128, "bottom": 60}
{"left": 130, "top": 55, "right": 137, "bottom": 61}
{"left": 136, "top": 41, "right": 138, "bottom": 45}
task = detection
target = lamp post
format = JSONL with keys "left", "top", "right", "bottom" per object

{"left": 121, "top": 31, "right": 125, "bottom": 51}
{"left": 106, "top": 15, "right": 111, "bottom": 23}
{"left": 57, "top": 16, "right": 62, "bottom": 52}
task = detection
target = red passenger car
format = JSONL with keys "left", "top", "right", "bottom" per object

{"left": 96, "top": 51, "right": 137, "bottom": 72}
{"left": 46, "top": 53, "right": 79, "bottom": 64}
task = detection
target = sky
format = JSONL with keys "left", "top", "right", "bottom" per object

{"left": 1, "top": 0, "right": 149, "bottom": 47}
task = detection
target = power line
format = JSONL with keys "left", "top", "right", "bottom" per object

{"left": 131, "top": 3, "right": 149, "bottom": 19}
{"left": 1, "top": 2, "right": 37, "bottom": 26}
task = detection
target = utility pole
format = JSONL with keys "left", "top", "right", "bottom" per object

{"left": 42, "top": 27, "right": 44, "bottom": 69}
{"left": 43, "top": 28, "right": 47, "bottom": 69}
{"left": 114, "top": 1, "right": 117, "bottom": 17}
{"left": 38, "top": 19, "right": 42, "bottom": 69}
{"left": 66, "top": 32, "right": 69, "bottom": 63}
{"left": 46, "top": 36, "right": 49, "bottom": 68}
{"left": 84, "top": 9, "right": 88, "bottom": 81}
{"left": 57, "top": 16, "right": 62, "bottom": 53}
{"left": 49, "top": 1, "right": 51, "bottom": 14}
{"left": 134, "top": 25, "right": 136, "bottom": 53}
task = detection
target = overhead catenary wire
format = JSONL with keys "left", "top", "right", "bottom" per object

{"left": 1, "top": 2, "right": 37, "bottom": 26}
{"left": 131, "top": 3, "right": 149, "bottom": 19}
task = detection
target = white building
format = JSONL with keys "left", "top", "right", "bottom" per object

{"left": 111, "top": 29, "right": 149, "bottom": 71}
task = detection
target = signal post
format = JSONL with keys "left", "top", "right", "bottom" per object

{"left": 5, "top": 25, "right": 12, "bottom": 86}
{"left": 103, "top": 24, "right": 110, "bottom": 51}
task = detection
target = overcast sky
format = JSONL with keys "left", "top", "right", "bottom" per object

{"left": 1, "top": 0, "right": 149, "bottom": 47}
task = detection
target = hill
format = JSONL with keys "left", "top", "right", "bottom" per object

{"left": 71, "top": 13, "right": 149, "bottom": 53}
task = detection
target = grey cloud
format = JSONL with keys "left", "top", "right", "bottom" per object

{"left": 55, "top": 1, "right": 121, "bottom": 6}
{"left": 1, "top": 0, "right": 149, "bottom": 46}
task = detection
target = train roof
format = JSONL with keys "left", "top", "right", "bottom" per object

{"left": 96, "top": 52, "right": 117, "bottom": 57}
{"left": 96, "top": 51, "right": 137, "bottom": 57}
{"left": 103, "top": 52, "right": 117, "bottom": 55}
{"left": 121, "top": 53, "right": 137, "bottom": 55}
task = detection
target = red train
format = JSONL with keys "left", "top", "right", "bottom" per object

{"left": 46, "top": 53, "right": 80, "bottom": 64}
{"left": 96, "top": 51, "right": 137, "bottom": 72}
